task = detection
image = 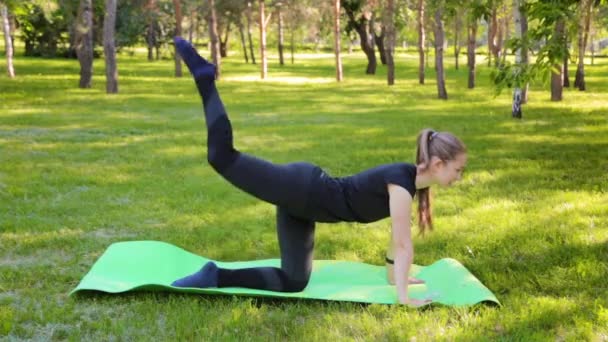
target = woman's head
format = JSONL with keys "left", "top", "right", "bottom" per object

{"left": 415, "top": 128, "right": 467, "bottom": 234}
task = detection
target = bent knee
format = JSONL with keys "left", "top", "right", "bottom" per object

{"left": 207, "top": 145, "right": 238, "bottom": 173}
{"left": 206, "top": 146, "right": 222, "bottom": 169}
{"left": 284, "top": 277, "right": 310, "bottom": 292}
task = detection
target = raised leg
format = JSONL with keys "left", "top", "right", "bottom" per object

{"left": 174, "top": 36, "right": 316, "bottom": 213}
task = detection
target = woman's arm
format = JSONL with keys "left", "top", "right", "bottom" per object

{"left": 385, "top": 251, "right": 424, "bottom": 285}
{"left": 386, "top": 245, "right": 396, "bottom": 285}
{"left": 387, "top": 184, "right": 431, "bottom": 307}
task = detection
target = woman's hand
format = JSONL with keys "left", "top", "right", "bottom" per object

{"left": 401, "top": 297, "right": 432, "bottom": 307}
{"left": 408, "top": 277, "right": 425, "bottom": 285}
{"left": 406, "top": 298, "right": 433, "bottom": 307}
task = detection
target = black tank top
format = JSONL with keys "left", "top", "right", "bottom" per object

{"left": 310, "top": 163, "right": 417, "bottom": 223}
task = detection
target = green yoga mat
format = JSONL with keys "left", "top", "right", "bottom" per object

{"left": 71, "top": 241, "right": 500, "bottom": 306}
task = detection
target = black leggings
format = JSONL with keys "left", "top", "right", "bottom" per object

{"left": 199, "top": 79, "right": 317, "bottom": 292}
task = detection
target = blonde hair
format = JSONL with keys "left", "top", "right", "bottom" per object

{"left": 415, "top": 129, "right": 466, "bottom": 235}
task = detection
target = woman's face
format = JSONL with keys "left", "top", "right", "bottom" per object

{"left": 433, "top": 153, "right": 467, "bottom": 187}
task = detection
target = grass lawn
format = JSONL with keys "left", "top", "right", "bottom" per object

{"left": 1, "top": 49, "right": 607, "bottom": 340}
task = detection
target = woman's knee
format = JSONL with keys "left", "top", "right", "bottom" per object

{"left": 206, "top": 145, "right": 224, "bottom": 170}
{"left": 207, "top": 149, "right": 239, "bottom": 174}
{"left": 206, "top": 121, "right": 237, "bottom": 172}
{"left": 284, "top": 276, "right": 310, "bottom": 292}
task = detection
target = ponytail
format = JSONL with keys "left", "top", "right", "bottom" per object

{"left": 415, "top": 128, "right": 466, "bottom": 235}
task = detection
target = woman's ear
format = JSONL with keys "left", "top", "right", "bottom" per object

{"left": 429, "top": 156, "right": 444, "bottom": 172}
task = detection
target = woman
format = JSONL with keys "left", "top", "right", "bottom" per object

{"left": 170, "top": 37, "right": 467, "bottom": 307}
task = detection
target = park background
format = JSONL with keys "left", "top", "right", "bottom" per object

{"left": 1, "top": 0, "right": 607, "bottom": 340}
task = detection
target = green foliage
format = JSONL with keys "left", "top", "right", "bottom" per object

{"left": 342, "top": 0, "right": 366, "bottom": 37}
{"left": 490, "top": 62, "right": 525, "bottom": 95}
{"left": 115, "top": 0, "right": 147, "bottom": 49}
{"left": 468, "top": 0, "right": 492, "bottom": 21}
{"left": 12, "top": 2, "right": 70, "bottom": 57}
{"left": 8, "top": 0, "right": 173, "bottom": 58}
{"left": 341, "top": 0, "right": 364, "bottom": 14}
{"left": 394, "top": 0, "right": 411, "bottom": 32}
{"left": 215, "top": 0, "right": 248, "bottom": 25}
{"left": 491, "top": 0, "right": 581, "bottom": 96}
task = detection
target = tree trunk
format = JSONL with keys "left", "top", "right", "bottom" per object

{"left": 512, "top": 90, "right": 523, "bottom": 119}
{"left": 1, "top": 3, "right": 14, "bottom": 78}
{"left": 489, "top": 7, "right": 504, "bottom": 67}
{"left": 259, "top": 0, "right": 268, "bottom": 79}
{"left": 501, "top": 5, "right": 509, "bottom": 66}
{"left": 361, "top": 24, "right": 377, "bottom": 74}
{"left": 334, "top": 0, "right": 343, "bottom": 81}
{"left": 155, "top": 20, "right": 162, "bottom": 60}
{"left": 246, "top": 2, "right": 256, "bottom": 64}
{"left": 574, "top": 0, "right": 592, "bottom": 90}
{"left": 103, "top": 0, "right": 118, "bottom": 93}
{"left": 172, "top": 0, "right": 182, "bottom": 77}
{"left": 278, "top": 5, "right": 284, "bottom": 66}
{"left": 434, "top": 6, "right": 447, "bottom": 99}
{"left": 563, "top": 41, "right": 570, "bottom": 88}
{"left": 343, "top": 6, "right": 376, "bottom": 74}
{"left": 454, "top": 13, "right": 461, "bottom": 70}
{"left": 237, "top": 19, "right": 249, "bottom": 63}
{"left": 551, "top": 18, "right": 565, "bottom": 101}
{"left": 467, "top": 19, "right": 477, "bottom": 89}
{"left": 574, "top": 0, "right": 585, "bottom": 89}
{"left": 188, "top": 10, "right": 195, "bottom": 42}
{"left": 520, "top": 4, "right": 529, "bottom": 103}
{"left": 583, "top": 0, "right": 592, "bottom": 73}
{"left": 219, "top": 21, "right": 230, "bottom": 58}
{"left": 146, "top": 22, "right": 156, "bottom": 61}
{"left": 384, "top": 0, "right": 396, "bottom": 85}
{"left": 417, "top": 0, "right": 425, "bottom": 84}
{"left": 76, "top": 0, "right": 94, "bottom": 88}
{"left": 374, "top": 26, "right": 387, "bottom": 65}
{"left": 144, "top": 0, "right": 157, "bottom": 61}
{"left": 487, "top": 8, "right": 495, "bottom": 67}
{"left": 497, "top": 18, "right": 504, "bottom": 67}
{"left": 512, "top": 0, "right": 523, "bottom": 118}
{"left": 208, "top": 0, "right": 221, "bottom": 80}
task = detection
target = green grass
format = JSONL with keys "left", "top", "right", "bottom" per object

{"left": 1, "top": 50, "right": 607, "bottom": 341}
